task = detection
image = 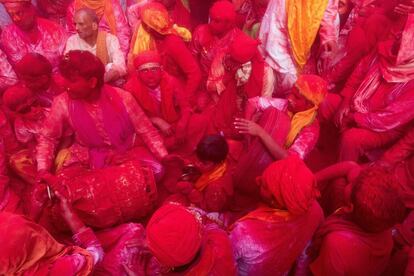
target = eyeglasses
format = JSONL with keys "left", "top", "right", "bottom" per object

{"left": 138, "top": 67, "right": 162, "bottom": 74}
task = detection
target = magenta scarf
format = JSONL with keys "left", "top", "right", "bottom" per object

{"left": 69, "top": 85, "right": 134, "bottom": 168}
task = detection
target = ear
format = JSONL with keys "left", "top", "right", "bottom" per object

{"left": 343, "top": 203, "right": 354, "bottom": 213}
{"left": 87, "top": 77, "right": 98, "bottom": 89}
{"left": 92, "top": 22, "right": 98, "bottom": 31}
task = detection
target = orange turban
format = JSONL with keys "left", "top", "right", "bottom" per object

{"left": 141, "top": 2, "right": 172, "bottom": 35}
{"left": 209, "top": 0, "right": 237, "bottom": 22}
{"left": 130, "top": 2, "right": 191, "bottom": 57}
{"left": 285, "top": 74, "right": 328, "bottom": 147}
{"left": 261, "top": 155, "right": 319, "bottom": 215}
{"left": 133, "top": 50, "right": 162, "bottom": 70}
{"left": 146, "top": 203, "right": 202, "bottom": 267}
{"left": 229, "top": 31, "right": 260, "bottom": 64}
{"left": 295, "top": 74, "right": 328, "bottom": 107}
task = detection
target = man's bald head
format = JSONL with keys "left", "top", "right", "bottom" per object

{"left": 74, "top": 7, "right": 99, "bottom": 40}
{"left": 75, "top": 7, "right": 99, "bottom": 23}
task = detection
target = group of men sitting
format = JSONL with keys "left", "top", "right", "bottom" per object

{"left": 1, "top": 0, "right": 414, "bottom": 275}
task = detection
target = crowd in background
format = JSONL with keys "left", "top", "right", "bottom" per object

{"left": 0, "top": 0, "right": 414, "bottom": 275}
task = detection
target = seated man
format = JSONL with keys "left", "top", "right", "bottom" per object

{"left": 125, "top": 50, "right": 207, "bottom": 153}
{"left": 4, "top": 54, "right": 64, "bottom": 183}
{"left": 325, "top": 0, "right": 397, "bottom": 89}
{"left": 65, "top": 8, "right": 127, "bottom": 84}
{"left": 165, "top": 134, "right": 233, "bottom": 212}
{"left": 36, "top": 50, "right": 168, "bottom": 179}
{"left": 233, "top": 75, "right": 327, "bottom": 196}
{"left": 0, "top": 0, "right": 67, "bottom": 70}
{"left": 230, "top": 156, "right": 324, "bottom": 275}
{"left": 3, "top": 85, "right": 44, "bottom": 184}
{"left": 144, "top": 203, "right": 236, "bottom": 274}
{"left": 190, "top": 0, "right": 242, "bottom": 81}
{"left": 206, "top": 31, "right": 275, "bottom": 138}
{"left": 332, "top": 13, "right": 414, "bottom": 162}
{"left": 14, "top": 53, "right": 63, "bottom": 107}
{"left": 129, "top": 2, "right": 201, "bottom": 104}
{"left": 310, "top": 168, "right": 406, "bottom": 275}
{"left": 66, "top": 0, "right": 131, "bottom": 55}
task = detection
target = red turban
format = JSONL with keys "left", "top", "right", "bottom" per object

{"left": 209, "top": 0, "right": 237, "bottom": 22}
{"left": 15, "top": 53, "right": 52, "bottom": 77}
{"left": 2, "top": 84, "right": 34, "bottom": 112}
{"left": 146, "top": 203, "right": 202, "bottom": 267}
{"left": 261, "top": 155, "right": 320, "bottom": 215}
{"left": 133, "top": 50, "right": 162, "bottom": 70}
{"left": 229, "top": 31, "right": 260, "bottom": 64}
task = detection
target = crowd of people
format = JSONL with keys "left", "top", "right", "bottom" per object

{"left": 0, "top": 0, "right": 414, "bottom": 274}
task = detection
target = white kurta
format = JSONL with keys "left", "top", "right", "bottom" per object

{"left": 64, "top": 32, "right": 127, "bottom": 78}
{"left": 258, "top": 0, "right": 338, "bottom": 95}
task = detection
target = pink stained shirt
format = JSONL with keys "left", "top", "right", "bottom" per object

{"left": 0, "top": 48, "right": 17, "bottom": 91}
{"left": 0, "top": 18, "right": 68, "bottom": 70}
{"left": 36, "top": 86, "right": 167, "bottom": 172}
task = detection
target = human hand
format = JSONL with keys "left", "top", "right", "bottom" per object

{"left": 334, "top": 103, "right": 350, "bottom": 129}
{"left": 157, "top": 119, "right": 174, "bottom": 137}
{"left": 104, "top": 68, "right": 120, "bottom": 83}
{"left": 322, "top": 40, "right": 338, "bottom": 54}
{"left": 234, "top": 118, "right": 264, "bottom": 137}
{"left": 395, "top": 0, "right": 414, "bottom": 15}
{"left": 319, "top": 41, "right": 337, "bottom": 74}
{"left": 41, "top": 174, "right": 72, "bottom": 218}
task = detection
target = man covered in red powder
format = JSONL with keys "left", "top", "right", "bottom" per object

{"left": 0, "top": 0, "right": 67, "bottom": 70}
{"left": 206, "top": 31, "right": 274, "bottom": 139}
{"left": 310, "top": 168, "right": 406, "bottom": 275}
{"left": 36, "top": 50, "right": 168, "bottom": 178}
{"left": 233, "top": 75, "right": 327, "bottom": 197}
{"left": 142, "top": 203, "right": 237, "bottom": 275}
{"left": 329, "top": 12, "right": 414, "bottom": 162}
{"left": 191, "top": 0, "right": 242, "bottom": 82}
{"left": 230, "top": 156, "right": 324, "bottom": 275}
{"left": 125, "top": 50, "right": 208, "bottom": 154}
{"left": 129, "top": 2, "right": 201, "bottom": 106}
